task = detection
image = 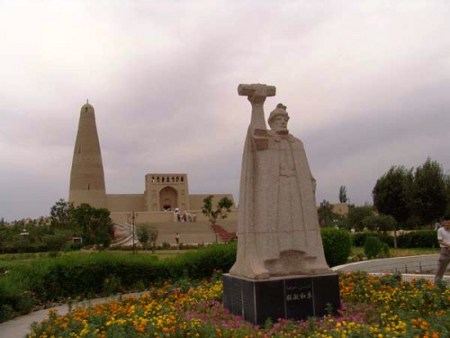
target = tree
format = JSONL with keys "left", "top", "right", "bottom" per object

{"left": 201, "top": 195, "right": 233, "bottom": 226}
{"left": 372, "top": 165, "right": 414, "bottom": 247}
{"left": 318, "top": 200, "right": 337, "bottom": 227}
{"left": 443, "top": 172, "right": 450, "bottom": 219}
{"left": 42, "top": 233, "right": 69, "bottom": 252}
{"left": 148, "top": 226, "right": 159, "bottom": 253}
{"left": 136, "top": 225, "right": 150, "bottom": 249}
{"left": 71, "top": 204, "right": 113, "bottom": 248}
{"left": 362, "top": 214, "right": 397, "bottom": 234}
{"left": 373, "top": 166, "right": 413, "bottom": 226}
{"left": 347, "top": 205, "right": 374, "bottom": 231}
{"left": 50, "top": 199, "right": 73, "bottom": 228}
{"left": 136, "top": 225, "right": 158, "bottom": 252}
{"left": 339, "top": 186, "right": 348, "bottom": 203}
{"left": 412, "top": 158, "right": 448, "bottom": 225}
{"left": 0, "top": 222, "right": 11, "bottom": 253}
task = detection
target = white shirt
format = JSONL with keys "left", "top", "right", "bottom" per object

{"left": 437, "top": 227, "right": 450, "bottom": 248}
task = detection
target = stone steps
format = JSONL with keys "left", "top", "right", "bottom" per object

{"left": 112, "top": 220, "right": 237, "bottom": 246}
{"left": 211, "top": 224, "right": 237, "bottom": 242}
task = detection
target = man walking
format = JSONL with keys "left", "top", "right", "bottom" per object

{"left": 175, "top": 232, "right": 180, "bottom": 249}
{"left": 435, "top": 219, "right": 450, "bottom": 283}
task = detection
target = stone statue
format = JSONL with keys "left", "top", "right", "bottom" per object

{"left": 229, "top": 84, "right": 331, "bottom": 279}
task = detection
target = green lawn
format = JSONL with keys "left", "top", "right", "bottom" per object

{"left": 0, "top": 248, "right": 193, "bottom": 264}
{"left": 0, "top": 246, "right": 441, "bottom": 266}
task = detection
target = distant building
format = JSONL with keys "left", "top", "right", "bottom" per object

{"left": 331, "top": 203, "right": 350, "bottom": 216}
{"left": 68, "top": 102, "right": 236, "bottom": 224}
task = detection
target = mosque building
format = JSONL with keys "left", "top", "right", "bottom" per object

{"left": 68, "top": 102, "right": 237, "bottom": 226}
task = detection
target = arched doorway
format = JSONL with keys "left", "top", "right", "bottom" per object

{"left": 159, "top": 186, "right": 178, "bottom": 211}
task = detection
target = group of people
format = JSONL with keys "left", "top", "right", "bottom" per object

{"left": 174, "top": 208, "right": 197, "bottom": 222}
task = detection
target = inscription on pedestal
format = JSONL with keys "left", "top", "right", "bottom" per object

{"left": 223, "top": 273, "right": 340, "bottom": 325}
{"left": 285, "top": 278, "right": 313, "bottom": 319}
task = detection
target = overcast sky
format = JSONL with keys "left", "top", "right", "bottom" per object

{"left": 1, "top": 1, "right": 449, "bottom": 221}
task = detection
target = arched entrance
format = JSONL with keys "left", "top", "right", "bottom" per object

{"left": 159, "top": 186, "right": 178, "bottom": 211}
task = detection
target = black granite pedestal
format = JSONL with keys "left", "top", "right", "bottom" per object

{"left": 223, "top": 273, "right": 340, "bottom": 325}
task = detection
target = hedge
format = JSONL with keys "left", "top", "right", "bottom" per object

{"left": 396, "top": 230, "right": 439, "bottom": 248}
{"left": 352, "top": 230, "right": 438, "bottom": 249}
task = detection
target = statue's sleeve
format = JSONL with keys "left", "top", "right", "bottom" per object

{"left": 252, "top": 128, "right": 269, "bottom": 151}
{"left": 292, "top": 136, "right": 317, "bottom": 193}
{"left": 311, "top": 176, "right": 317, "bottom": 194}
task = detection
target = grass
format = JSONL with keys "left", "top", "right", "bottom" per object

{"left": 0, "top": 246, "right": 440, "bottom": 267}
{"left": 0, "top": 248, "right": 191, "bottom": 264}
{"left": 108, "top": 249, "right": 190, "bottom": 259}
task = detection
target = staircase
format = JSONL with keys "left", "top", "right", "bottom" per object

{"left": 211, "top": 224, "right": 237, "bottom": 242}
{"left": 110, "top": 222, "right": 134, "bottom": 247}
{"left": 111, "top": 220, "right": 237, "bottom": 247}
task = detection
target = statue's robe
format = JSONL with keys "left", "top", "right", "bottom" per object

{"left": 230, "top": 127, "right": 330, "bottom": 279}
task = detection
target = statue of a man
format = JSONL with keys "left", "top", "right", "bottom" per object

{"left": 230, "top": 99, "right": 331, "bottom": 279}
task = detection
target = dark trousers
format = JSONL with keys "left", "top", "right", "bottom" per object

{"left": 435, "top": 247, "right": 450, "bottom": 282}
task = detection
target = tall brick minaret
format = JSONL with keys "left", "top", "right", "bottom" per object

{"left": 69, "top": 101, "right": 107, "bottom": 208}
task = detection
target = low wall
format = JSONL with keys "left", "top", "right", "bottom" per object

{"left": 110, "top": 209, "right": 238, "bottom": 225}
{"left": 111, "top": 211, "right": 176, "bottom": 224}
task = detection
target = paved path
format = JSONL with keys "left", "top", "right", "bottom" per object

{"left": 0, "top": 293, "right": 141, "bottom": 338}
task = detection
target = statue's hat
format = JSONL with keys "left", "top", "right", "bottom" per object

{"left": 268, "top": 103, "right": 288, "bottom": 125}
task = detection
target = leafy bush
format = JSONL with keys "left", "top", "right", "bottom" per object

{"left": 321, "top": 228, "right": 352, "bottom": 267}
{"left": 351, "top": 232, "right": 394, "bottom": 247}
{"left": 378, "top": 233, "right": 395, "bottom": 247}
{"left": 364, "top": 236, "right": 383, "bottom": 259}
{"left": 352, "top": 232, "right": 370, "bottom": 247}
{"left": 0, "top": 270, "right": 36, "bottom": 321}
{"left": 381, "top": 243, "right": 390, "bottom": 258}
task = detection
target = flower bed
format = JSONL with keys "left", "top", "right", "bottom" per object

{"left": 29, "top": 272, "right": 450, "bottom": 337}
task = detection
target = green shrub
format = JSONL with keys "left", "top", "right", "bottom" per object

{"left": 321, "top": 228, "right": 352, "bottom": 267}
{"left": 0, "top": 304, "right": 13, "bottom": 322}
{"left": 381, "top": 243, "right": 390, "bottom": 258}
{"left": 0, "top": 272, "right": 34, "bottom": 321}
{"left": 352, "top": 232, "right": 370, "bottom": 247}
{"left": 352, "top": 232, "right": 394, "bottom": 247}
{"left": 378, "top": 233, "right": 395, "bottom": 247}
{"left": 364, "top": 236, "right": 383, "bottom": 259}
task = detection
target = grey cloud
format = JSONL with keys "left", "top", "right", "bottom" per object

{"left": 1, "top": 1, "right": 450, "bottom": 220}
